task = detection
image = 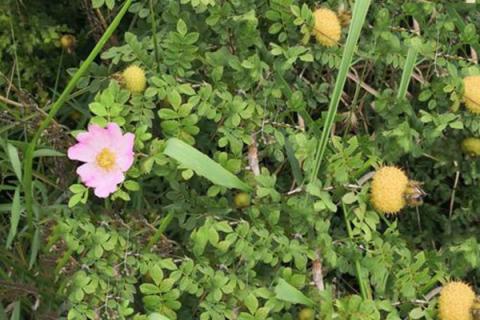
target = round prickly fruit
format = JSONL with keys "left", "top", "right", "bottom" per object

{"left": 370, "top": 166, "right": 409, "bottom": 214}
{"left": 122, "top": 65, "right": 146, "bottom": 93}
{"left": 312, "top": 8, "right": 342, "bottom": 47}
{"left": 438, "top": 281, "right": 475, "bottom": 320}
{"left": 462, "top": 138, "right": 480, "bottom": 157}
{"left": 464, "top": 76, "right": 480, "bottom": 114}
{"left": 234, "top": 192, "right": 251, "bottom": 209}
{"left": 298, "top": 308, "right": 315, "bottom": 320}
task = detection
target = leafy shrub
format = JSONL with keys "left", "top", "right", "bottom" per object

{"left": 1, "top": 1, "right": 480, "bottom": 320}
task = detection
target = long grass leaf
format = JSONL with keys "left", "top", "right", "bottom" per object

{"left": 309, "top": 0, "right": 372, "bottom": 182}
{"left": 6, "top": 187, "right": 21, "bottom": 248}
{"left": 6, "top": 143, "right": 22, "bottom": 182}
{"left": 397, "top": 47, "right": 418, "bottom": 99}
{"left": 33, "top": 149, "right": 65, "bottom": 158}
{"left": 283, "top": 131, "right": 304, "bottom": 185}
{"left": 29, "top": 227, "right": 40, "bottom": 268}
{"left": 10, "top": 301, "right": 20, "bottom": 320}
{"left": 22, "top": 0, "right": 133, "bottom": 228}
{"left": 274, "top": 279, "right": 314, "bottom": 306}
{"left": 164, "top": 138, "right": 251, "bottom": 192}
{"left": 0, "top": 302, "right": 6, "bottom": 320}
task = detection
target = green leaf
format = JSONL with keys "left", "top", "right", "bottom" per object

{"left": 283, "top": 132, "right": 303, "bottom": 184}
{"left": 68, "top": 193, "right": 83, "bottom": 208}
{"left": 177, "top": 19, "right": 188, "bottom": 36}
{"left": 10, "top": 301, "right": 20, "bottom": 320}
{"left": 149, "top": 314, "right": 171, "bottom": 320}
{"left": 164, "top": 138, "right": 251, "bottom": 191}
{"left": 140, "top": 283, "right": 161, "bottom": 295}
{"left": 124, "top": 180, "right": 140, "bottom": 191}
{"left": 409, "top": 307, "right": 424, "bottom": 319}
{"left": 33, "top": 149, "right": 65, "bottom": 158}
{"left": 29, "top": 228, "right": 40, "bottom": 268}
{"left": 397, "top": 46, "right": 418, "bottom": 99}
{"left": 7, "top": 143, "right": 22, "bottom": 182}
{"left": 92, "top": 0, "right": 104, "bottom": 8}
{"left": 274, "top": 279, "right": 314, "bottom": 307}
{"left": 244, "top": 293, "right": 258, "bottom": 314}
{"left": 6, "top": 187, "right": 22, "bottom": 248}
{"left": 167, "top": 90, "right": 182, "bottom": 109}
{"left": 150, "top": 265, "right": 164, "bottom": 286}
{"left": 89, "top": 102, "right": 108, "bottom": 116}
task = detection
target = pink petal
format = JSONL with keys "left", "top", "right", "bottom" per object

{"left": 68, "top": 125, "right": 111, "bottom": 162}
{"left": 92, "top": 170, "right": 125, "bottom": 198}
{"left": 106, "top": 123, "right": 123, "bottom": 142}
{"left": 68, "top": 142, "right": 98, "bottom": 162}
{"left": 112, "top": 132, "right": 135, "bottom": 171}
{"left": 77, "top": 163, "right": 125, "bottom": 198}
{"left": 86, "top": 124, "right": 111, "bottom": 146}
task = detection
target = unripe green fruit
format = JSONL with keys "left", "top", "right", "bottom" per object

{"left": 298, "top": 308, "right": 314, "bottom": 320}
{"left": 234, "top": 192, "right": 250, "bottom": 209}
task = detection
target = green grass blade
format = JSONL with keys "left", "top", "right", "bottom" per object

{"left": 309, "top": 0, "right": 372, "bottom": 182}
{"left": 29, "top": 227, "right": 40, "bottom": 268}
{"left": 33, "top": 149, "right": 65, "bottom": 158}
{"left": 274, "top": 278, "right": 314, "bottom": 307}
{"left": 22, "top": 0, "right": 133, "bottom": 228}
{"left": 149, "top": 0, "right": 161, "bottom": 72}
{"left": 147, "top": 211, "right": 175, "bottom": 250}
{"left": 6, "top": 187, "right": 21, "bottom": 249}
{"left": 397, "top": 47, "right": 418, "bottom": 99}
{"left": 283, "top": 131, "right": 304, "bottom": 185}
{"left": 164, "top": 138, "right": 251, "bottom": 192}
{"left": 6, "top": 143, "right": 22, "bottom": 183}
{"left": 10, "top": 301, "right": 20, "bottom": 320}
{"left": 0, "top": 302, "right": 6, "bottom": 320}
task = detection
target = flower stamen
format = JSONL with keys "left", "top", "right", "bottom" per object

{"left": 96, "top": 148, "right": 116, "bottom": 171}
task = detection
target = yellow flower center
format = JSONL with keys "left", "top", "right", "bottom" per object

{"left": 96, "top": 148, "right": 116, "bottom": 171}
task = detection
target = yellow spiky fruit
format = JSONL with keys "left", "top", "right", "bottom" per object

{"left": 464, "top": 76, "right": 480, "bottom": 114}
{"left": 122, "top": 65, "right": 146, "bottom": 93}
{"left": 462, "top": 138, "right": 480, "bottom": 157}
{"left": 370, "top": 166, "right": 409, "bottom": 214}
{"left": 439, "top": 281, "right": 475, "bottom": 320}
{"left": 312, "top": 8, "right": 342, "bottom": 47}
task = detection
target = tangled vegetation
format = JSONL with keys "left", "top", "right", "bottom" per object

{"left": 1, "top": 1, "right": 480, "bottom": 319}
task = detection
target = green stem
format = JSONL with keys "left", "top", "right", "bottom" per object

{"left": 149, "top": 0, "right": 161, "bottom": 71}
{"left": 342, "top": 202, "right": 371, "bottom": 300}
{"left": 146, "top": 212, "right": 175, "bottom": 250}
{"left": 22, "top": 0, "right": 133, "bottom": 230}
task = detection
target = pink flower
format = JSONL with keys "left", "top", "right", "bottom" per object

{"left": 68, "top": 123, "right": 135, "bottom": 198}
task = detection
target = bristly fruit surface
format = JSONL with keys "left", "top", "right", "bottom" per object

{"left": 370, "top": 166, "right": 409, "bottom": 214}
